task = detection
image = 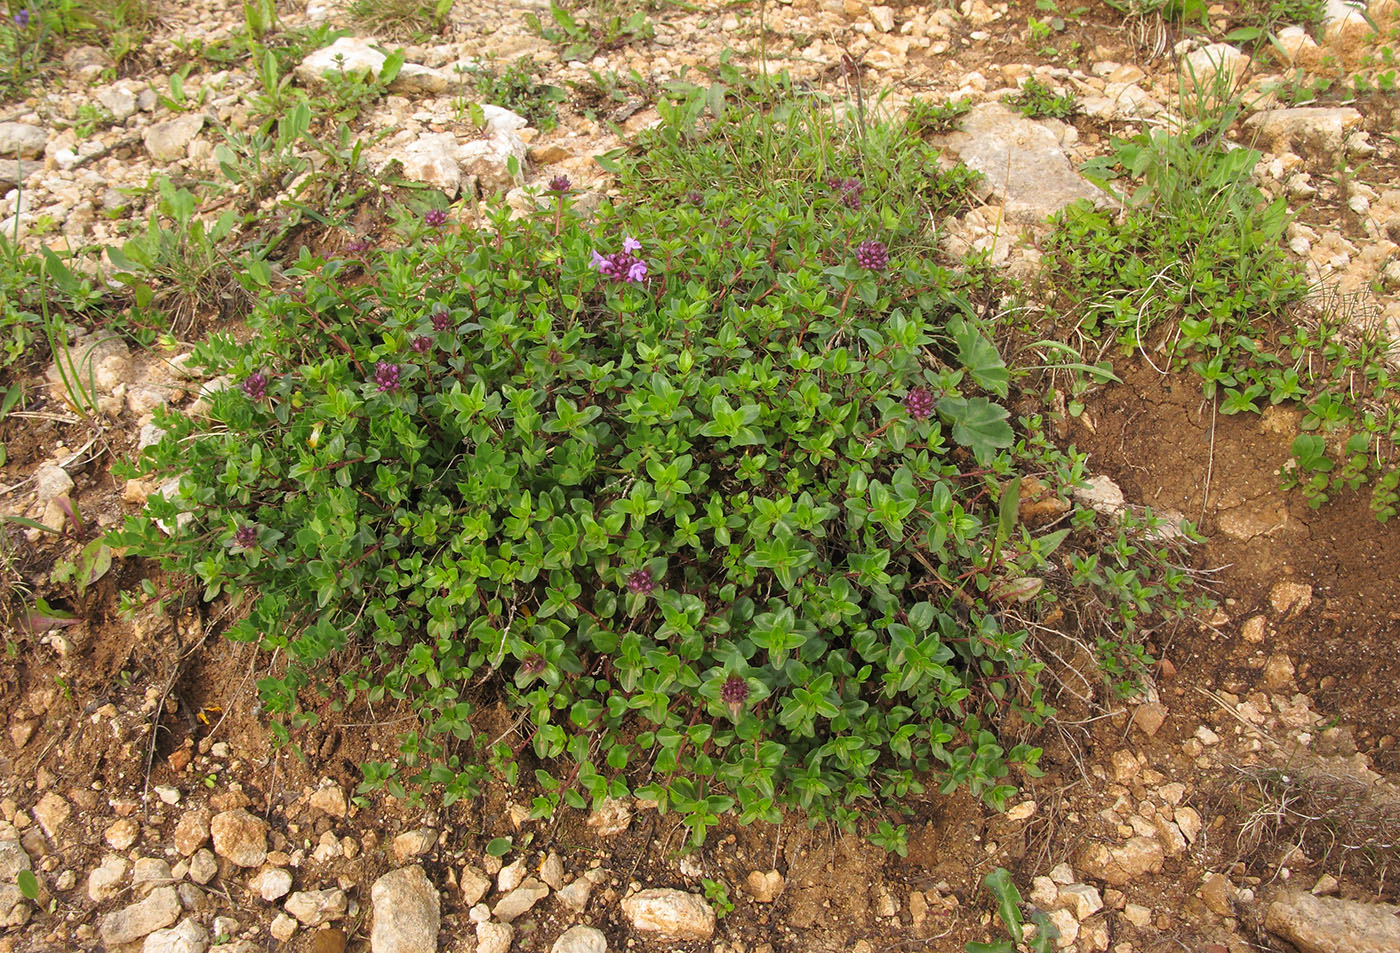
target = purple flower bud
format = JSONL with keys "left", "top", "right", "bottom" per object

{"left": 521, "top": 653, "right": 546, "bottom": 675}
{"left": 424, "top": 208, "right": 448, "bottom": 227}
{"left": 686, "top": 190, "right": 704, "bottom": 206}
{"left": 547, "top": 175, "right": 572, "bottom": 193}
{"left": 411, "top": 335, "right": 432, "bottom": 354}
{"left": 905, "top": 387, "right": 935, "bottom": 420}
{"left": 345, "top": 238, "right": 371, "bottom": 255}
{"left": 242, "top": 372, "right": 269, "bottom": 400}
{"left": 856, "top": 239, "right": 888, "bottom": 272}
{"left": 720, "top": 675, "right": 749, "bottom": 707}
{"left": 431, "top": 307, "right": 451, "bottom": 332}
{"left": 12, "top": 8, "right": 30, "bottom": 28}
{"left": 373, "top": 361, "right": 401, "bottom": 393}
{"left": 626, "top": 569, "right": 654, "bottom": 595}
{"left": 233, "top": 525, "right": 259, "bottom": 550}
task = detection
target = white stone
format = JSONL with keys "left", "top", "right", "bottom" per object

{"left": 284, "top": 888, "right": 347, "bottom": 926}
{"left": 100, "top": 886, "right": 182, "bottom": 947}
{"left": 88, "top": 854, "right": 130, "bottom": 903}
{"left": 371, "top": 866, "right": 440, "bottom": 953}
{"left": 1057, "top": 882, "right": 1103, "bottom": 919}
{"left": 477, "top": 920, "right": 514, "bottom": 953}
{"left": 251, "top": 867, "right": 292, "bottom": 902}
{"left": 620, "top": 888, "right": 716, "bottom": 941}
{"left": 460, "top": 864, "right": 491, "bottom": 906}
{"left": 493, "top": 878, "right": 549, "bottom": 922}
{"left": 144, "top": 115, "right": 205, "bottom": 162}
{"left": 552, "top": 924, "right": 606, "bottom": 953}
{"left": 143, "top": 917, "right": 209, "bottom": 953}
{"left": 0, "top": 123, "right": 46, "bottom": 159}
{"left": 295, "top": 37, "right": 386, "bottom": 85}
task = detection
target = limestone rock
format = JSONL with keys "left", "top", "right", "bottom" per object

{"left": 555, "top": 875, "right": 595, "bottom": 914}
{"left": 188, "top": 849, "right": 217, "bottom": 885}
{"left": 620, "top": 888, "right": 716, "bottom": 941}
{"left": 1181, "top": 43, "right": 1249, "bottom": 90}
{"left": 101, "top": 886, "right": 182, "bottom": 947}
{"left": 458, "top": 133, "right": 527, "bottom": 193}
{"left": 497, "top": 856, "right": 527, "bottom": 893}
{"left": 540, "top": 852, "right": 566, "bottom": 890}
{"left": 938, "top": 104, "right": 1108, "bottom": 224}
{"left": 1263, "top": 890, "right": 1400, "bottom": 953}
{"left": 586, "top": 798, "right": 632, "bottom": 837}
{"left": 552, "top": 924, "right": 607, "bottom": 953}
{"left": 393, "top": 133, "right": 463, "bottom": 194}
{"left": 370, "top": 865, "right": 440, "bottom": 953}
{"left": 143, "top": 917, "right": 210, "bottom": 953}
{"left": 89, "top": 854, "right": 130, "bottom": 902}
{"left": 1057, "top": 882, "right": 1103, "bottom": 919}
{"left": 745, "top": 870, "right": 785, "bottom": 903}
{"left": 1244, "top": 108, "right": 1363, "bottom": 160}
{"left": 296, "top": 37, "right": 386, "bottom": 84}
{"left": 1322, "top": 0, "right": 1377, "bottom": 68}
{"left": 493, "top": 877, "right": 549, "bottom": 922}
{"left": 174, "top": 810, "right": 211, "bottom": 856}
{"left": 33, "top": 791, "right": 70, "bottom": 842}
{"left": 476, "top": 920, "right": 514, "bottom": 953}
{"left": 1074, "top": 475, "right": 1125, "bottom": 518}
{"left": 460, "top": 864, "right": 491, "bottom": 906}
{"left": 308, "top": 782, "right": 348, "bottom": 818}
{"left": 0, "top": 122, "right": 46, "bottom": 159}
{"left": 1077, "top": 837, "right": 1164, "bottom": 886}
{"left": 144, "top": 115, "right": 205, "bottom": 162}
{"left": 391, "top": 827, "right": 437, "bottom": 864}
{"left": 211, "top": 810, "right": 267, "bottom": 868}
{"left": 285, "top": 888, "right": 348, "bottom": 926}
{"left": 252, "top": 867, "right": 293, "bottom": 902}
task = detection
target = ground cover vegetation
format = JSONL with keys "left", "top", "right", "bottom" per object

{"left": 103, "top": 86, "right": 1210, "bottom": 848}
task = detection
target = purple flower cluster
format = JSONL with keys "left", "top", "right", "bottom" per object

{"left": 905, "top": 387, "right": 935, "bottom": 420}
{"left": 431, "top": 306, "right": 452, "bottom": 332}
{"left": 424, "top": 208, "right": 448, "bottom": 227}
{"left": 591, "top": 236, "right": 648, "bottom": 284}
{"left": 546, "top": 175, "right": 571, "bottom": 193}
{"left": 373, "top": 361, "right": 401, "bottom": 393}
{"left": 626, "top": 568, "right": 654, "bottom": 594}
{"left": 720, "top": 675, "right": 749, "bottom": 707}
{"left": 827, "top": 176, "right": 864, "bottom": 209}
{"left": 242, "top": 372, "right": 269, "bottom": 401}
{"left": 856, "top": 239, "right": 889, "bottom": 272}
{"left": 233, "top": 525, "right": 259, "bottom": 550}
{"left": 12, "top": 8, "right": 29, "bottom": 28}
{"left": 411, "top": 335, "right": 432, "bottom": 354}
{"left": 345, "top": 238, "right": 371, "bottom": 255}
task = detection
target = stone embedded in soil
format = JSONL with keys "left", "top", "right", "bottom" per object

{"left": 1123, "top": 903, "right": 1152, "bottom": 927}
{"left": 105, "top": 817, "right": 140, "bottom": 850}
{"left": 285, "top": 888, "right": 348, "bottom": 926}
{"left": 1243, "top": 108, "right": 1363, "bottom": 161}
{"left": 0, "top": 123, "right": 47, "bottom": 159}
{"left": 100, "top": 885, "right": 182, "bottom": 947}
{"left": 142, "top": 917, "right": 210, "bottom": 953}
{"left": 144, "top": 114, "right": 205, "bottom": 162}
{"left": 89, "top": 854, "right": 129, "bottom": 902}
{"left": 1073, "top": 475, "right": 1125, "bottom": 518}
{"left": 269, "top": 913, "right": 298, "bottom": 942}
{"left": 210, "top": 809, "right": 268, "bottom": 868}
{"left": 371, "top": 865, "right": 440, "bottom": 953}
{"left": 460, "top": 864, "right": 491, "bottom": 907}
{"left": 1131, "top": 702, "right": 1168, "bottom": 738}
{"left": 1057, "top": 883, "right": 1103, "bottom": 919}
{"left": 251, "top": 867, "right": 293, "bottom": 902}
{"left": 497, "top": 856, "right": 527, "bottom": 893}
{"left": 493, "top": 877, "right": 549, "bottom": 922}
{"left": 308, "top": 783, "right": 348, "bottom": 819}
{"left": 1241, "top": 615, "right": 1267, "bottom": 643}
{"left": 745, "top": 870, "right": 785, "bottom": 903}
{"left": 391, "top": 827, "right": 437, "bottom": 864}
{"left": 540, "top": 852, "right": 566, "bottom": 890}
{"left": 1045, "top": 907, "right": 1078, "bottom": 947}
{"left": 188, "top": 849, "right": 217, "bottom": 885}
{"left": 552, "top": 924, "right": 607, "bottom": 953}
{"left": 586, "top": 797, "right": 632, "bottom": 837}
{"left": 1200, "top": 873, "right": 1234, "bottom": 917}
{"left": 32, "top": 791, "right": 70, "bottom": 843}
{"left": 133, "top": 856, "right": 174, "bottom": 894}
{"left": 174, "top": 810, "right": 211, "bottom": 856}
{"left": 555, "top": 876, "right": 595, "bottom": 914}
{"left": 1180, "top": 43, "right": 1249, "bottom": 91}
{"left": 620, "top": 888, "right": 717, "bottom": 941}
{"left": 1077, "top": 837, "right": 1164, "bottom": 886}
{"left": 1269, "top": 581, "right": 1313, "bottom": 618}
{"left": 32, "top": 464, "right": 74, "bottom": 504}
{"left": 938, "top": 103, "right": 1110, "bottom": 224}
{"left": 1263, "top": 889, "right": 1400, "bottom": 953}
{"left": 476, "top": 920, "right": 514, "bottom": 953}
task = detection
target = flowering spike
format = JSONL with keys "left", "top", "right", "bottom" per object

{"left": 905, "top": 387, "right": 935, "bottom": 420}
{"left": 856, "top": 240, "right": 888, "bottom": 272}
{"left": 626, "top": 569, "right": 654, "bottom": 595}
{"left": 373, "top": 361, "right": 401, "bottom": 393}
{"left": 241, "top": 372, "right": 269, "bottom": 401}
{"left": 424, "top": 209, "right": 448, "bottom": 227}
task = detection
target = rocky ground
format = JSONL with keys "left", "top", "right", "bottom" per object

{"left": 2, "top": 0, "right": 1400, "bottom": 951}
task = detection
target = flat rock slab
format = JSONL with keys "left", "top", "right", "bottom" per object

{"left": 1264, "top": 889, "right": 1400, "bottom": 953}
{"left": 938, "top": 103, "right": 1109, "bottom": 224}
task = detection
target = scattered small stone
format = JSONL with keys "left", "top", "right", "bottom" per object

{"left": 370, "top": 866, "right": 440, "bottom": 953}
{"left": 174, "top": 810, "right": 212, "bottom": 857}
{"left": 308, "top": 784, "right": 348, "bottom": 819}
{"left": 494, "top": 877, "right": 549, "bottom": 922}
{"left": 188, "top": 849, "right": 217, "bottom": 885}
{"left": 586, "top": 797, "right": 632, "bottom": 837}
{"left": 1057, "top": 883, "right": 1103, "bottom": 919}
{"left": 1077, "top": 838, "right": 1164, "bottom": 886}
{"left": 391, "top": 827, "right": 437, "bottom": 864}
{"left": 1049, "top": 863, "right": 1076, "bottom": 885}
{"left": 1312, "top": 874, "right": 1340, "bottom": 896}
{"left": 460, "top": 864, "right": 492, "bottom": 906}
{"left": 1264, "top": 653, "right": 1296, "bottom": 690}
{"left": 134, "top": 856, "right": 175, "bottom": 894}
{"left": 1046, "top": 907, "right": 1078, "bottom": 946}
{"left": 251, "top": 867, "right": 293, "bottom": 902}
{"left": 1175, "top": 807, "right": 1203, "bottom": 844}
{"left": 285, "top": 888, "right": 348, "bottom": 926}
{"left": 101, "top": 885, "right": 182, "bottom": 947}
{"left": 1131, "top": 702, "right": 1168, "bottom": 738}
{"left": 269, "top": 912, "right": 298, "bottom": 942}
{"left": 552, "top": 924, "right": 607, "bottom": 953}
{"left": 89, "top": 854, "right": 130, "bottom": 902}
{"left": 1194, "top": 726, "right": 1221, "bottom": 746}
{"left": 1030, "top": 876, "right": 1059, "bottom": 909}
{"left": 144, "top": 115, "right": 206, "bottom": 162}
{"left": 540, "top": 851, "right": 566, "bottom": 890}
{"left": 621, "top": 888, "right": 716, "bottom": 941}
{"left": 1200, "top": 873, "right": 1234, "bottom": 917}
{"left": 555, "top": 876, "right": 595, "bottom": 914}
{"left": 0, "top": 123, "right": 47, "bottom": 159}
{"left": 476, "top": 920, "right": 514, "bottom": 953}
{"left": 498, "top": 856, "right": 527, "bottom": 893}
{"left": 1122, "top": 903, "right": 1151, "bottom": 928}
{"left": 32, "top": 791, "right": 70, "bottom": 843}
{"left": 745, "top": 870, "right": 784, "bottom": 903}
{"left": 106, "top": 818, "right": 140, "bottom": 850}
{"left": 211, "top": 810, "right": 268, "bottom": 868}
{"left": 143, "top": 917, "right": 210, "bottom": 953}
{"left": 1241, "top": 615, "right": 1267, "bottom": 643}
{"left": 1269, "top": 581, "right": 1314, "bottom": 618}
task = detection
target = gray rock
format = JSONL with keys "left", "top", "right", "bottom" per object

{"left": 0, "top": 829, "right": 30, "bottom": 883}
{"left": 96, "top": 82, "right": 140, "bottom": 121}
{"left": 89, "top": 854, "right": 129, "bottom": 902}
{"left": 1264, "top": 889, "right": 1400, "bottom": 953}
{"left": 284, "top": 887, "right": 347, "bottom": 926}
{"left": 620, "top": 888, "right": 716, "bottom": 941}
{"left": 100, "top": 885, "right": 182, "bottom": 947}
{"left": 1243, "top": 108, "right": 1364, "bottom": 159}
{"left": 370, "top": 865, "right": 440, "bottom": 953}
{"left": 493, "top": 877, "right": 549, "bottom": 922}
{"left": 0, "top": 882, "right": 29, "bottom": 928}
{"left": 0, "top": 122, "right": 47, "bottom": 159}
{"left": 552, "top": 924, "right": 606, "bottom": 953}
{"left": 143, "top": 917, "right": 210, "bottom": 953}
{"left": 144, "top": 115, "right": 205, "bottom": 162}
{"left": 392, "top": 133, "right": 463, "bottom": 195}
{"left": 0, "top": 159, "right": 40, "bottom": 189}
{"left": 210, "top": 809, "right": 267, "bottom": 868}
{"left": 458, "top": 133, "right": 527, "bottom": 193}
{"left": 1073, "top": 474, "right": 1125, "bottom": 517}
{"left": 476, "top": 920, "right": 514, "bottom": 953}
{"left": 938, "top": 103, "right": 1109, "bottom": 223}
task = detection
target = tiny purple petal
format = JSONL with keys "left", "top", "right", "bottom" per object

{"left": 622, "top": 236, "right": 641, "bottom": 253}
{"left": 590, "top": 249, "right": 608, "bottom": 270}
{"left": 627, "top": 260, "right": 647, "bottom": 283}
{"left": 233, "top": 525, "right": 259, "bottom": 550}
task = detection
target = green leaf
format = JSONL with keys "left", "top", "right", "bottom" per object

{"left": 16, "top": 869, "right": 38, "bottom": 901}
{"left": 486, "top": 837, "right": 512, "bottom": 857}
{"left": 937, "top": 396, "right": 1014, "bottom": 461}
{"left": 982, "top": 867, "right": 1023, "bottom": 942}
{"left": 951, "top": 314, "right": 1009, "bottom": 397}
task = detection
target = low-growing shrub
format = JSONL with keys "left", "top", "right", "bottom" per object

{"left": 114, "top": 102, "right": 1199, "bottom": 840}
